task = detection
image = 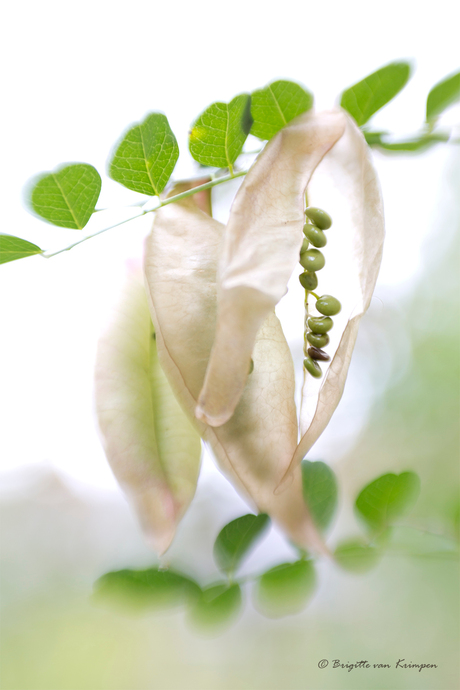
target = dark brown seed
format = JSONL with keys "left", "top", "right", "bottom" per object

{"left": 307, "top": 346, "right": 330, "bottom": 361}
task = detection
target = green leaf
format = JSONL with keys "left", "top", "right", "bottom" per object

{"left": 427, "top": 71, "right": 460, "bottom": 122}
{"left": 0, "top": 235, "right": 42, "bottom": 264}
{"left": 189, "top": 94, "right": 252, "bottom": 169}
{"left": 340, "top": 61, "right": 412, "bottom": 126}
{"left": 334, "top": 539, "right": 381, "bottom": 573}
{"left": 301, "top": 460, "right": 338, "bottom": 532}
{"left": 93, "top": 567, "right": 200, "bottom": 612}
{"left": 188, "top": 583, "right": 242, "bottom": 631}
{"left": 213, "top": 513, "right": 270, "bottom": 575}
{"left": 355, "top": 472, "right": 421, "bottom": 533}
{"left": 250, "top": 80, "right": 313, "bottom": 140}
{"left": 109, "top": 113, "right": 179, "bottom": 196}
{"left": 29, "top": 163, "right": 101, "bottom": 229}
{"left": 255, "top": 560, "right": 316, "bottom": 618}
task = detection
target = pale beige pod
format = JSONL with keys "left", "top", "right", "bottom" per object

{"left": 94, "top": 268, "right": 202, "bottom": 554}
{"left": 144, "top": 194, "right": 325, "bottom": 553}
{"left": 193, "top": 109, "right": 384, "bottom": 490}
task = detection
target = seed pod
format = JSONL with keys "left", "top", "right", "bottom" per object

{"left": 315, "top": 295, "right": 342, "bottom": 316}
{"left": 95, "top": 270, "right": 202, "bottom": 555}
{"left": 303, "top": 357, "right": 322, "bottom": 378}
{"left": 303, "top": 224, "right": 327, "bottom": 248}
{"left": 299, "top": 271, "right": 318, "bottom": 291}
{"left": 299, "top": 249, "right": 325, "bottom": 272}
{"left": 307, "top": 332, "right": 330, "bottom": 348}
{"left": 305, "top": 207, "right": 332, "bottom": 230}
{"left": 307, "top": 316, "right": 333, "bottom": 334}
{"left": 307, "top": 346, "right": 330, "bottom": 361}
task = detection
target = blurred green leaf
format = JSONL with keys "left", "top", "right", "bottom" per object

{"left": 340, "top": 61, "right": 411, "bottom": 126}
{"left": 109, "top": 113, "right": 179, "bottom": 196}
{"left": 93, "top": 567, "right": 200, "bottom": 612}
{"left": 250, "top": 80, "right": 313, "bottom": 140}
{"left": 301, "top": 460, "right": 338, "bottom": 532}
{"left": 213, "top": 513, "right": 270, "bottom": 575}
{"left": 334, "top": 539, "right": 381, "bottom": 573}
{"left": 189, "top": 94, "right": 252, "bottom": 169}
{"left": 255, "top": 560, "right": 316, "bottom": 618}
{"left": 29, "top": 163, "right": 101, "bottom": 229}
{"left": 0, "top": 235, "right": 42, "bottom": 264}
{"left": 426, "top": 70, "right": 460, "bottom": 122}
{"left": 356, "top": 471, "right": 421, "bottom": 533}
{"left": 188, "top": 583, "right": 242, "bottom": 631}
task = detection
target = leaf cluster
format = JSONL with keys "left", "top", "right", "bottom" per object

{"left": 3, "top": 62, "right": 457, "bottom": 265}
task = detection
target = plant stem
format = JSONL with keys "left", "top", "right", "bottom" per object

{"left": 42, "top": 170, "right": 248, "bottom": 259}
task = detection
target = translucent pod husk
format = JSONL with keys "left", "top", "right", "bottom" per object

{"left": 193, "top": 109, "right": 384, "bottom": 490}
{"left": 94, "top": 268, "right": 202, "bottom": 554}
{"left": 144, "top": 195, "right": 325, "bottom": 553}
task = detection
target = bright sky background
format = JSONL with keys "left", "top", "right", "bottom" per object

{"left": 1, "top": 0, "right": 459, "bottom": 495}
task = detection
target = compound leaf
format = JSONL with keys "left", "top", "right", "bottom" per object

{"left": 250, "top": 80, "right": 313, "bottom": 140}
{"left": 213, "top": 513, "right": 270, "bottom": 575}
{"left": 189, "top": 94, "right": 252, "bottom": 169}
{"left": 340, "top": 61, "right": 412, "bottom": 126}
{"left": 109, "top": 113, "right": 179, "bottom": 196}
{"left": 29, "top": 163, "right": 101, "bottom": 229}
{"left": 0, "top": 235, "right": 42, "bottom": 264}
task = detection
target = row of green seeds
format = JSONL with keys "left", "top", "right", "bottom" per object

{"left": 299, "top": 207, "right": 342, "bottom": 378}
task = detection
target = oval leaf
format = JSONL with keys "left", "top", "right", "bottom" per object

{"left": 250, "top": 80, "right": 313, "bottom": 140}
{"left": 213, "top": 513, "right": 270, "bottom": 575}
{"left": 255, "top": 560, "right": 316, "bottom": 618}
{"left": 0, "top": 235, "right": 42, "bottom": 264}
{"left": 109, "top": 113, "right": 179, "bottom": 196}
{"left": 29, "top": 163, "right": 101, "bottom": 229}
{"left": 334, "top": 539, "right": 381, "bottom": 573}
{"left": 189, "top": 94, "right": 252, "bottom": 169}
{"left": 301, "top": 460, "right": 338, "bottom": 532}
{"left": 427, "top": 70, "right": 460, "bottom": 122}
{"left": 355, "top": 472, "right": 421, "bottom": 533}
{"left": 340, "top": 61, "right": 412, "bottom": 126}
{"left": 93, "top": 567, "right": 200, "bottom": 612}
{"left": 188, "top": 583, "right": 242, "bottom": 631}
{"left": 95, "top": 268, "right": 202, "bottom": 554}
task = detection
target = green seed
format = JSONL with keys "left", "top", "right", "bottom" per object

{"left": 299, "top": 271, "right": 318, "bottom": 290}
{"left": 307, "top": 332, "right": 330, "bottom": 348}
{"left": 303, "top": 224, "right": 327, "bottom": 248}
{"left": 307, "top": 316, "right": 333, "bottom": 334}
{"left": 316, "top": 295, "right": 342, "bottom": 316}
{"left": 303, "top": 356, "right": 322, "bottom": 378}
{"left": 300, "top": 238, "right": 309, "bottom": 254}
{"left": 248, "top": 359, "right": 254, "bottom": 374}
{"left": 305, "top": 207, "right": 332, "bottom": 230}
{"left": 299, "top": 249, "right": 325, "bottom": 272}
